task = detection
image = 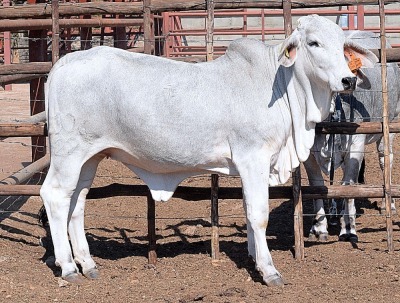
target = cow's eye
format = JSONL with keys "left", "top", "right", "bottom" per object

{"left": 308, "top": 41, "right": 320, "bottom": 47}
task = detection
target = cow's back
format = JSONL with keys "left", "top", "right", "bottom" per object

{"left": 45, "top": 43, "right": 294, "bottom": 177}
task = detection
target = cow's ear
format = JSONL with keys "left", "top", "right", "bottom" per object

{"left": 344, "top": 39, "right": 378, "bottom": 90}
{"left": 344, "top": 39, "right": 378, "bottom": 68}
{"left": 354, "top": 69, "right": 372, "bottom": 89}
{"left": 278, "top": 32, "right": 300, "bottom": 67}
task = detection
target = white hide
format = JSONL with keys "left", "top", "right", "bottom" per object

{"left": 40, "top": 15, "right": 376, "bottom": 286}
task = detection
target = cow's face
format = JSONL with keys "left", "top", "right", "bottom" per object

{"left": 278, "top": 15, "right": 377, "bottom": 93}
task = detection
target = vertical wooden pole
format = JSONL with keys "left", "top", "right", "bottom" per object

{"left": 206, "top": 0, "right": 214, "bottom": 62}
{"left": 113, "top": 0, "right": 127, "bottom": 50}
{"left": 143, "top": 1, "right": 156, "bottom": 265}
{"left": 283, "top": 0, "right": 292, "bottom": 35}
{"left": 378, "top": 0, "right": 394, "bottom": 253}
{"left": 284, "top": 0, "right": 304, "bottom": 260}
{"left": 79, "top": 0, "right": 91, "bottom": 51}
{"left": 28, "top": 0, "right": 47, "bottom": 164}
{"left": 3, "top": 0, "right": 11, "bottom": 91}
{"left": 51, "top": 0, "right": 60, "bottom": 65}
{"left": 292, "top": 167, "right": 305, "bottom": 260}
{"left": 143, "top": 0, "right": 153, "bottom": 55}
{"left": 211, "top": 174, "right": 219, "bottom": 260}
{"left": 147, "top": 191, "right": 157, "bottom": 265}
{"left": 206, "top": 0, "right": 219, "bottom": 260}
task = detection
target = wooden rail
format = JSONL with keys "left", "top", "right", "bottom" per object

{"left": 0, "top": 18, "right": 143, "bottom": 31}
{"left": 1, "top": 183, "right": 400, "bottom": 200}
{"left": 0, "top": 1, "right": 399, "bottom": 19}
{"left": 2, "top": 121, "right": 400, "bottom": 137}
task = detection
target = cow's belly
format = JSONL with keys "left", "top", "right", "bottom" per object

{"left": 101, "top": 145, "right": 239, "bottom": 176}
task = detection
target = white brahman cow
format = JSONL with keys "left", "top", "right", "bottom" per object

{"left": 305, "top": 30, "right": 400, "bottom": 242}
{"left": 40, "top": 15, "right": 377, "bottom": 286}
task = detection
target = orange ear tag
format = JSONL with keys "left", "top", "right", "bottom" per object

{"left": 348, "top": 52, "right": 362, "bottom": 75}
{"left": 285, "top": 48, "right": 290, "bottom": 58}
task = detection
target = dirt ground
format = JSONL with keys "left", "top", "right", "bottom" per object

{"left": 1, "top": 84, "right": 400, "bottom": 303}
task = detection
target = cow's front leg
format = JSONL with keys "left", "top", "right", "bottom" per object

{"left": 235, "top": 152, "right": 284, "bottom": 287}
{"left": 304, "top": 155, "right": 328, "bottom": 241}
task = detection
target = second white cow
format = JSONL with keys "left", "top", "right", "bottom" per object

{"left": 40, "top": 15, "right": 377, "bottom": 286}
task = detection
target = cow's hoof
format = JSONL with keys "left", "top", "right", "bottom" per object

{"left": 318, "top": 233, "right": 329, "bottom": 242}
{"left": 308, "top": 232, "right": 328, "bottom": 242}
{"left": 308, "top": 232, "right": 317, "bottom": 241}
{"left": 63, "top": 272, "right": 85, "bottom": 284}
{"left": 264, "top": 274, "right": 285, "bottom": 287}
{"left": 83, "top": 268, "right": 100, "bottom": 280}
{"left": 338, "top": 233, "right": 358, "bottom": 243}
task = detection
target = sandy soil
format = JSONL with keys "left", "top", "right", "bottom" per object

{"left": 1, "top": 84, "right": 400, "bottom": 303}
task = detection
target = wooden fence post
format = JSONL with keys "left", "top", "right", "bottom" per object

{"left": 143, "top": 0, "right": 153, "bottom": 55}
{"left": 51, "top": 0, "right": 59, "bottom": 64}
{"left": 143, "top": 0, "right": 157, "bottom": 265}
{"left": 79, "top": 0, "right": 92, "bottom": 50}
{"left": 378, "top": 0, "right": 394, "bottom": 253}
{"left": 283, "top": 0, "right": 304, "bottom": 261}
{"left": 147, "top": 191, "right": 157, "bottom": 265}
{"left": 206, "top": 0, "right": 219, "bottom": 261}
{"left": 3, "top": 0, "right": 12, "bottom": 91}
{"left": 28, "top": 0, "right": 47, "bottom": 166}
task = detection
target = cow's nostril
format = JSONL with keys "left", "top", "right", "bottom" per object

{"left": 342, "top": 77, "right": 357, "bottom": 90}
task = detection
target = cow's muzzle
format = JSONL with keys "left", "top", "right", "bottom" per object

{"left": 341, "top": 76, "right": 357, "bottom": 91}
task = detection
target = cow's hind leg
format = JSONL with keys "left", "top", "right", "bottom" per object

{"left": 40, "top": 158, "right": 85, "bottom": 283}
{"left": 234, "top": 151, "right": 284, "bottom": 287}
{"left": 67, "top": 155, "right": 103, "bottom": 279}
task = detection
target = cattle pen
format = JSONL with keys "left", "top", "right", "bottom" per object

{"left": 1, "top": 0, "right": 400, "bottom": 289}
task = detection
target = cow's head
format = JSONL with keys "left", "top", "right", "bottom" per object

{"left": 275, "top": 15, "right": 378, "bottom": 163}
{"left": 278, "top": 14, "right": 378, "bottom": 93}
